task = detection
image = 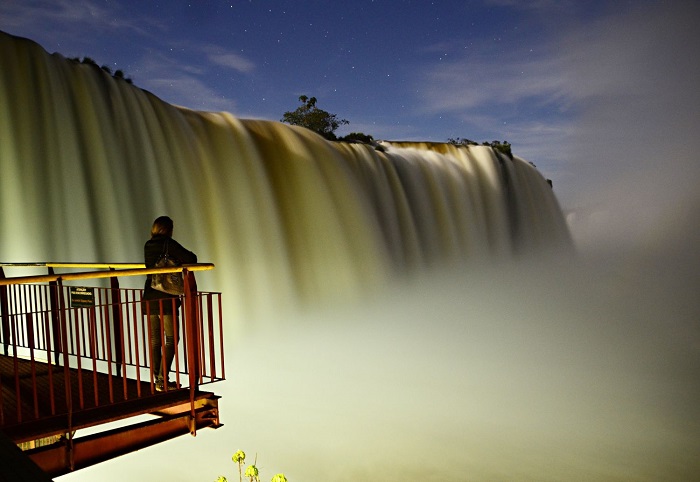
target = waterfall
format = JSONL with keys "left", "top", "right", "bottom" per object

{"left": 0, "top": 30, "right": 571, "bottom": 327}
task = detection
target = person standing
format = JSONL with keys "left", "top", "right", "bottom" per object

{"left": 142, "top": 216, "right": 197, "bottom": 391}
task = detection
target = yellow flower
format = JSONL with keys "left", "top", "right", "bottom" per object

{"left": 245, "top": 464, "right": 259, "bottom": 480}
{"left": 271, "top": 474, "right": 288, "bottom": 482}
{"left": 232, "top": 450, "right": 246, "bottom": 464}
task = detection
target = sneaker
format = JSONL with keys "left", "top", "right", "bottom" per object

{"left": 164, "top": 380, "right": 179, "bottom": 391}
{"left": 155, "top": 379, "right": 179, "bottom": 392}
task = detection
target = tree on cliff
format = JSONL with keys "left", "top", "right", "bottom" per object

{"left": 448, "top": 137, "right": 513, "bottom": 159}
{"left": 69, "top": 56, "right": 133, "bottom": 84}
{"left": 281, "top": 95, "right": 349, "bottom": 140}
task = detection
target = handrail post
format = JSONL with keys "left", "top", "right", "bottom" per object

{"left": 109, "top": 269, "right": 124, "bottom": 377}
{"left": 56, "top": 276, "right": 74, "bottom": 470}
{"left": 48, "top": 267, "right": 62, "bottom": 366}
{"left": 0, "top": 267, "right": 10, "bottom": 356}
{"left": 183, "top": 269, "right": 199, "bottom": 433}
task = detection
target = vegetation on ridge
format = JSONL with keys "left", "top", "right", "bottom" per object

{"left": 281, "top": 95, "right": 349, "bottom": 141}
{"left": 67, "top": 56, "right": 133, "bottom": 84}
{"left": 280, "top": 95, "right": 515, "bottom": 159}
{"left": 448, "top": 137, "right": 513, "bottom": 159}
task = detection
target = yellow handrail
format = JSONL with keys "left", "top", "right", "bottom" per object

{"left": 0, "top": 262, "right": 145, "bottom": 269}
{"left": 0, "top": 263, "right": 215, "bottom": 286}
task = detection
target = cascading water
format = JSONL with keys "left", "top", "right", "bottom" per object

{"left": 0, "top": 30, "right": 570, "bottom": 328}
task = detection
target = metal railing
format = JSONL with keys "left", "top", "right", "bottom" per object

{"left": 0, "top": 262, "right": 224, "bottom": 441}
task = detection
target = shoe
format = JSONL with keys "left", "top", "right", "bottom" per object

{"left": 164, "top": 380, "right": 180, "bottom": 391}
{"left": 155, "top": 379, "right": 179, "bottom": 392}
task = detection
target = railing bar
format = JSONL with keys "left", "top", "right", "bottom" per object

{"left": 95, "top": 290, "right": 103, "bottom": 359}
{"left": 12, "top": 285, "right": 20, "bottom": 350}
{"left": 119, "top": 295, "right": 128, "bottom": 400}
{"left": 35, "top": 285, "right": 44, "bottom": 352}
{"left": 43, "top": 309, "right": 56, "bottom": 416}
{"left": 0, "top": 266, "right": 8, "bottom": 358}
{"left": 74, "top": 307, "right": 84, "bottom": 410}
{"left": 199, "top": 296, "right": 206, "bottom": 384}
{"left": 89, "top": 307, "right": 99, "bottom": 407}
{"left": 126, "top": 297, "right": 135, "bottom": 367}
{"left": 197, "top": 294, "right": 205, "bottom": 381}
{"left": 7, "top": 285, "right": 15, "bottom": 347}
{"left": 29, "top": 285, "right": 37, "bottom": 348}
{"left": 14, "top": 286, "right": 22, "bottom": 349}
{"left": 157, "top": 299, "right": 166, "bottom": 389}
{"left": 180, "top": 298, "right": 192, "bottom": 380}
{"left": 177, "top": 299, "right": 188, "bottom": 377}
{"left": 81, "top": 306, "right": 89, "bottom": 361}
{"left": 18, "top": 285, "right": 24, "bottom": 349}
{"left": 103, "top": 295, "right": 114, "bottom": 404}
{"left": 139, "top": 300, "right": 149, "bottom": 389}
{"left": 57, "top": 278, "right": 74, "bottom": 442}
{"left": 114, "top": 296, "right": 121, "bottom": 398}
{"left": 204, "top": 294, "right": 214, "bottom": 380}
{"left": 30, "top": 288, "right": 41, "bottom": 420}
{"left": 12, "top": 295, "right": 22, "bottom": 423}
{"left": 218, "top": 294, "right": 225, "bottom": 380}
{"left": 27, "top": 312, "right": 40, "bottom": 420}
{"left": 16, "top": 285, "right": 24, "bottom": 348}
{"left": 145, "top": 306, "right": 154, "bottom": 392}
{"left": 36, "top": 284, "right": 44, "bottom": 350}
{"left": 63, "top": 287, "right": 72, "bottom": 356}
{"left": 0, "top": 264, "right": 215, "bottom": 286}
{"left": 132, "top": 296, "right": 141, "bottom": 398}
{"left": 24, "top": 285, "right": 31, "bottom": 348}
{"left": 0, "top": 262, "right": 141, "bottom": 269}
{"left": 0, "top": 360, "right": 4, "bottom": 425}
{"left": 49, "top": 276, "right": 61, "bottom": 367}
{"left": 172, "top": 297, "right": 181, "bottom": 390}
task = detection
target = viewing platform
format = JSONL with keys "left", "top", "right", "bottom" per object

{"left": 0, "top": 262, "right": 225, "bottom": 479}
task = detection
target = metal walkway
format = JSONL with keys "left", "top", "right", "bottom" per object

{"left": 0, "top": 263, "right": 225, "bottom": 478}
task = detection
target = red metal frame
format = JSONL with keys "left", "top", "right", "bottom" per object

{"left": 0, "top": 263, "right": 225, "bottom": 475}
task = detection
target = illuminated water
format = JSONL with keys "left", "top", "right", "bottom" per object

{"left": 0, "top": 31, "right": 570, "bottom": 325}
{"left": 2, "top": 30, "right": 698, "bottom": 481}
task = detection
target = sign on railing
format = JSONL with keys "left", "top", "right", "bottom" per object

{"left": 70, "top": 287, "right": 95, "bottom": 308}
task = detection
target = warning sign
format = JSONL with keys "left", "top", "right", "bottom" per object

{"left": 70, "top": 287, "right": 95, "bottom": 308}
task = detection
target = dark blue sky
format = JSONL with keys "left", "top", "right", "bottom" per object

{"left": 2, "top": 0, "right": 698, "bottom": 211}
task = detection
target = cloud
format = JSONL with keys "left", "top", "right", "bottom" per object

{"left": 0, "top": 0, "right": 164, "bottom": 42}
{"left": 549, "top": 1, "right": 700, "bottom": 251}
{"left": 133, "top": 44, "right": 256, "bottom": 111}
{"left": 133, "top": 51, "right": 238, "bottom": 112}
{"left": 416, "top": 1, "right": 700, "bottom": 220}
{"left": 0, "top": 0, "right": 108, "bottom": 27}
{"left": 418, "top": 35, "right": 578, "bottom": 114}
{"left": 205, "top": 49, "right": 255, "bottom": 74}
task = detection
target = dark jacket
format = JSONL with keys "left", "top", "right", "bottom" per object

{"left": 142, "top": 235, "right": 197, "bottom": 315}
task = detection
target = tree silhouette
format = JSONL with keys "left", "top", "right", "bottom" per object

{"left": 448, "top": 137, "right": 513, "bottom": 159}
{"left": 68, "top": 56, "right": 133, "bottom": 84}
{"left": 281, "top": 95, "right": 349, "bottom": 140}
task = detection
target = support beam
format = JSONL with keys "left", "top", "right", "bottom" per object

{"left": 26, "top": 396, "right": 220, "bottom": 478}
